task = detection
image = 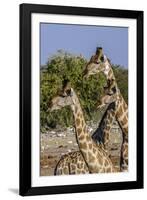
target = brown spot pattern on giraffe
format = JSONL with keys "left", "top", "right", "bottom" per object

{"left": 76, "top": 118, "right": 81, "bottom": 126}
{"left": 63, "top": 167, "right": 69, "bottom": 174}
{"left": 79, "top": 134, "right": 85, "bottom": 140}
{"left": 77, "top": 127, "right": 82, "bottom": 135}
{"left": 71, "top": 165, "right": 76, "bottom": 170}
{"left": 80, "top": 142, "right": 87, "bottom": 150}
{"left": 81, "top": 119, "right": 84, "bottom": 126}
{"left": 86, "top": 135, "right": 91, "bottom": 142}
{"left": 98, "top": 157, "right": 103, "bottom": 165}
{"left": 89, "top": 143, "right": 92, "bottom": 149}
{"left": 88, "top": 152, "right": 95, "bottom": 163}
{"left": 74, "top": 106, "right": 78, "bottom": 113}
{"left": 77, "top": 163, "right": 82, "bottom": 169}
{"left": 122, "top": 116, "right": 128, "bottom": 125}
{"left": 93, "top": 148, "right": 96, "bottom": 154}
{"left": 116, "top": 106, "right": 123, "bottom": 118}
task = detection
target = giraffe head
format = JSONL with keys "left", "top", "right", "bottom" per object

{"left": 48, "top": 80, "right": 75, "bottom": 112}
{"left": 97, "top": 87, "right": 120, "bottom": 109}
{"left": 83, "top": 47, "right": 110, "bottom": 78}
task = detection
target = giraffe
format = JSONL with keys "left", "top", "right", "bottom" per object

{"left": 96, "top": 87, "right": 128, "bottom": 171}
{"left": 92, "top": 102, "right": 117, "bottom": 152}
{"left": 83, "top": 47, "right": 128, "bottom": 171}
{"left": 49, "top": 80, "right": 117, "bottom": 174}
{"left": 91, "top": 101, "right": 123, "bottom": 173}
{"left": 54, "top": 151, "right": 89, "bottom": 175}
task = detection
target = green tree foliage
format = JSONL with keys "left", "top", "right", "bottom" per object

{"left": 112, "top": 65, "right": 128, "bottom": 102}
{"left": 40, "top": 50, "right": 128, "bottom": 130}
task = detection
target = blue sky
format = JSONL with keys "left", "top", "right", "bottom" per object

{"left": 40, "top": 23, "right": 128, "bottom": 68}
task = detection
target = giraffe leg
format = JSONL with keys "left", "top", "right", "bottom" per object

{"left": 103, "top": 130, "right": 110, "bottom": 154}
{"left": 120, "top": 141, "right": 128, "bottom": 172}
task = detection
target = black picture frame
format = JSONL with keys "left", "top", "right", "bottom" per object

{"left": 19, "top": 3, "right": 144, "bottom": 196}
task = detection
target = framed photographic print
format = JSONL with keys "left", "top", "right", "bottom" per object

{"left": 19, "top": 3, "right": 144, "bottom": 196}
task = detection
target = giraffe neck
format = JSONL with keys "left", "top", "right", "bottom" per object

{"left": 115, "top": 93, "right": 128, "bottom": 136}
{"left": 70, "top": 89, "right": 113, "bottom": 173}
{"left": 114, "top": 93, "right": 128, "bottom": 171}
{"left": 103, "top": 108, "right": 116, "bottom": 149}
{"left": 103, "top": 62, "right": 128, "bottom": 171}
{"left": 103, "top": 61, "right": 128, "bottom": 135}
{"left": 92, "top": 103, "right": 116, "bottom": 148}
